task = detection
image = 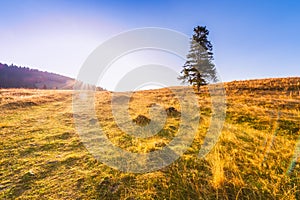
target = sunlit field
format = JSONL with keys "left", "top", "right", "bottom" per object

{"left": 0, "top": 77, "right": 299, "bottom": 199}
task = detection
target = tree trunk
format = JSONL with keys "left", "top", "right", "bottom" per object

{"left": 197, "top": 83, "right": 200, "bottom": 92}
{"left": 197, "top": 73, "right": 201, "bottom": 92}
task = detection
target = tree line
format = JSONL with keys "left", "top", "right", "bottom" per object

{"left": 0, "top": 63, "right": 73, "bottom": 89}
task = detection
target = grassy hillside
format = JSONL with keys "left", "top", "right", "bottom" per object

{"left": 0, "top": 77, "right": 299, "bottom": 199}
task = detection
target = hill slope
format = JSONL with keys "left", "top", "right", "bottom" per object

{"left": 0, "top": 63, "right": 75, "bottom": 89}
{"left": 0, "top": 77, "right": 299, "bottom": 199}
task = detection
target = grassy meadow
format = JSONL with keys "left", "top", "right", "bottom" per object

{"left": 0, "top": 77, "right": 299, "bottom": 199}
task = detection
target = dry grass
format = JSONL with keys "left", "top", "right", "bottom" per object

{"left": 0, "top": 77, "right": 299, "bottom": 199}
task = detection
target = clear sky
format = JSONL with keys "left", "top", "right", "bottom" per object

{"left": 0, "top": 0, "right": 299, "bottom": 89}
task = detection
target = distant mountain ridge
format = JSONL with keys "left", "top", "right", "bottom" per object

{"left": 0, "top": 63, "right": 103, "bottom": 90}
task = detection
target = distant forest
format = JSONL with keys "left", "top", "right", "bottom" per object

{"left": 0, "top": 63, "right": 105, "bottom": 90}
{"left": 0, "top": 63, "right": 78, "bottom": 89}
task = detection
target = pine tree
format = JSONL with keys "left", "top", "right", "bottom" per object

{"left": 179, "top": 26, "right": 217, "bottom": 92}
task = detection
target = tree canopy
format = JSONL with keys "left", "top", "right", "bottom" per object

{"left": 179, "top": 26, "right": 217, "bottom": 92}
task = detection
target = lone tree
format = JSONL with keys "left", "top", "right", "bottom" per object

{"left": 179, "top": 26, "right": 217, "bottom": 92}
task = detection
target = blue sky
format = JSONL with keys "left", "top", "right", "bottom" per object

{"left": 0, "top": 0, "right": 299, "bottom": 89}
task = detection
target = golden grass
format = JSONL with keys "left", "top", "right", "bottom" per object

{"left": 0, "top": 77, "right": 299, "bottom": 199}
{"left": 208, "top": 147, "right": 225, "bottom": 189}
